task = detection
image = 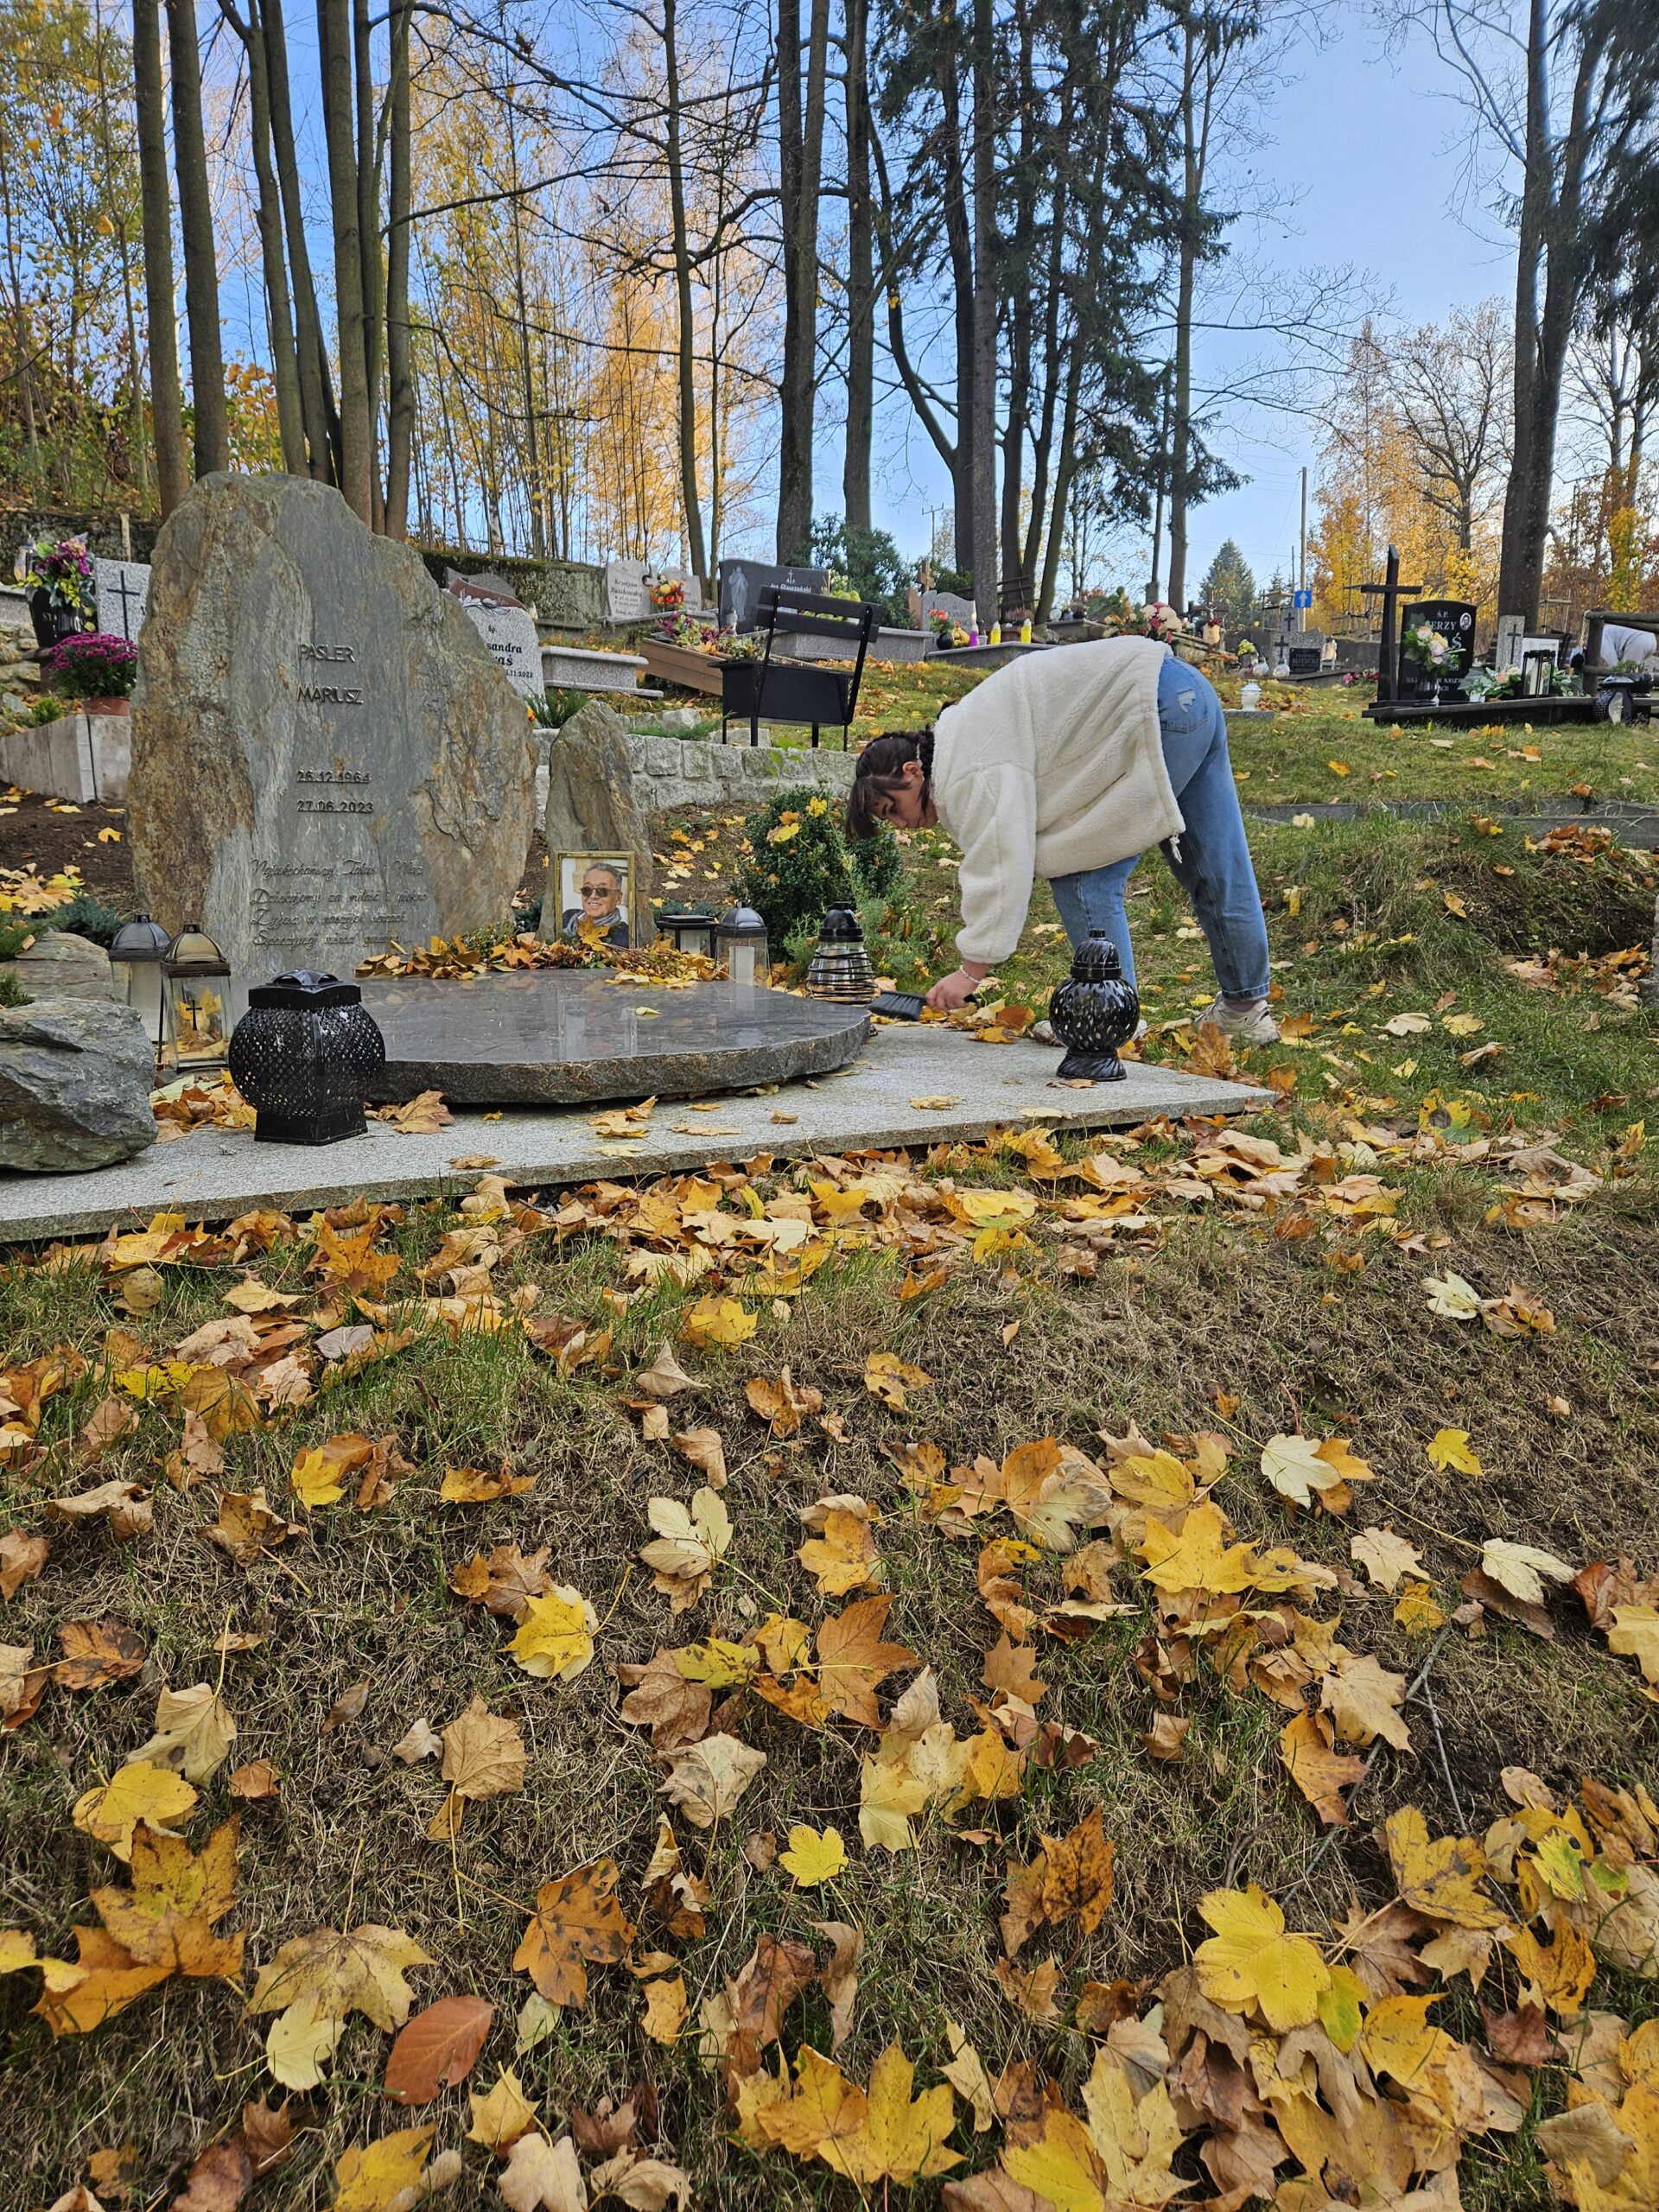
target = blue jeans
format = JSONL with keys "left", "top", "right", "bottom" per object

{"left": 1049, "top": 657, "right": 1270, "bottom": 1000}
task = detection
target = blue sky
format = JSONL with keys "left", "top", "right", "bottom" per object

{"left": 863, "top": 12, "right": 1519, "bottom": 598}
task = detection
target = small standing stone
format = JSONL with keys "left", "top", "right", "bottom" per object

{"left": 0, "top": 1000, "right": 157, "bottom": 1172}
{"left": 0, "top": 931, "right": 113, "bottom": 1002}
{"left": 540, "top": 699, "right": 656, "bottom": 936}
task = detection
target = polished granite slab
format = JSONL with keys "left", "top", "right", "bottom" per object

{"left": 358, "top": 970, "right": 872, "bottom": 1105}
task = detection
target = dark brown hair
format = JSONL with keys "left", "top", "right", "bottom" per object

{"left": 845, "top": 728, "right": 936, "bottom": 841}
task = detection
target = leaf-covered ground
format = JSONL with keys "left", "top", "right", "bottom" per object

{"left": 3, "top": 1012, "right": 1658, "bottom": 2207}
{"left": 3, "top": 781, "right": 1659, "bottom": 2211}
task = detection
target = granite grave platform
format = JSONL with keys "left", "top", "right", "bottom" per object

{"left": 359, "top": 970, "right": 872, "bottom": 1106}
{"left": 0, "top": 1020, "right": 1272, "bottom": 1242}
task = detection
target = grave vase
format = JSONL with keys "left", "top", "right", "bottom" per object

{"left": 29, "top": 590, "right": 86, "bottom": 650}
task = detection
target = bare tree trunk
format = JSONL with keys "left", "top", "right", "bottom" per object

{"left": 938, "top": 58, "right": 975, "bottom": 571}
{"left": 842, "top": 0, "right": 873, "bottom": 533}
{"left": 999, "top": 14, "right": 1035, "bottom": 591}
{"left": 969, "top": 0, "right": 997, "bottom": 626}
{"left": 664, "top": 0, "right": 707, "bottom": 575}
{"left": 1020, "top": 181, "right": 1067, "bottom": 586}
{"left": 352, "top": 0, "right": 385, "bottom": 526}
{"left": 91, "top": 0, "right": 151, "bottom": 502}
{"left": 776, "top": 0, "right": 831, "bottom": 561}
{"left": 264, "top": 0, "right": 337, "bottom": 479}
{"left": 384, "top": 0, "right": 413, "bottom": 536}
{"left": 132, "top": 0, "right": 188, "bottom": 511}
{"left": 219, "top": 0, "right": 306, "bottom": 472}
{"left": 1166, "top": 14, "right": 1203, "bottom": 611}
{"left": 317, "top": 0, "right": 372, "bottom": 520}
{"left": 165, "top": 0, "right": 230, "bottom": 475}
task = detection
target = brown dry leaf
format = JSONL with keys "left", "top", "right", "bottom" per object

{"left": 168, "top": 2139, "right": 252, "bottom": 2211}
{"left": 981, "top": 1633, "right": 1048, "bottom": 1707}
{"left": 995, "top": 1956, "right": 1063, "bottom": 2022}
{"left": 228, "top": 1759, "right": 281, "bottom": 1802}
{"left": 1351, "top": 1525, "right": 1424, "bottom": 1594}
{"left": 392, "top": 1719, "right": 442, "bottom": 1765}
{"left": 127, "top": 1682, "right": 237, "bottom": 1782}
{"left": 671, "top": 1427, "right": 727, "bottom": 1490}
{"left": 813, "top": 1594, "right": 918, "bottom": 1728}
{"left": 658, "top": 1732, "right": 766, "bottom": 1828}
{"left": 639, "top": 1488, "right": 731, "bottom": 1611}
{"left": 47, "top": 1478, "right": 151, "bottom": 1539}
{"left": 862, "top": 1351, "right": 932, "bottom": 1413}
{"left": 512, "top": 1858, "right": 635, "bottom": 2009}
{"left": 54, "top": 1618, "right": 146, "bottom": 1691}
{"left": 372, "top": 1090, "right": 453, "bottom": 1134}
{"left": 941, "top": 2018, "right": 998, "bottom": 2133}
{"left": 164, "top": 1409, "right": 225, "bottom": 1491}
{"left": 617, "top": 1651, "right": 711, "bottom": 1751}
{"left": 728, "top": 1932, "right": 817, "bottom": 2050}
{"left": 202, "top": 1490, "right": 302, "bottom": 1565}
{"left": 814, "top": 1919, "right": 862, "bottom": 2054}
{"left": 798, "top": 1505, "right": 882, "bottom": 1597}
{"left": 78, "top": 1395, "right": 139, "bottom": 1465}
{"left": 641, "top": 1974, "right": 688, "bottom": 2045}
{"left": 1384, "top": 1806, "right": 1510, "bottom": 1929}
{"left": 428, "top": 1697, "right": 526, "bottom": 1838}
{"left": 0, "top": 1529, "right": 48, "bottom": 1599}
{"left": 248, "top": 1923, "right": 434, "bottom": 2089}
{"left": 383, "top": 1993, "right": 494, "bottom": 2103}
{"left": 1039, "top": 1808, "right": 1116, "bottom": 1935}
{"left": 86, "top": 1816, "right": 244, "bottom": 1981}
{"left": 745, "top": 1372, "right": 823, "bottom": 1438}
{"left": 448, "top": 1543, "right": 552, "bottom": 1621}
{"left": 1321, "top": 1651, "right": 1412, "bottom": 1751}
{"left": 321, "top": 1680, "right": 370, "bottom": 1733}
{"left": 1280, "top": 1709, "right": 1367, "bottom": 1825}
{"left": 1142, "top": 1713, "right": 1190, "bottom": 1763}
{"left": 224, "top": 1279, "right": 302, "bottom": 1314}
{"left": 499, "top": 2133, "right": 586, "bottom": 2212}
{"left": 632, "top": 1343, "right": 705, "bottom": 1401}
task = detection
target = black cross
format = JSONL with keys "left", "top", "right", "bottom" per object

{"left": 1358, "top": 547, "right": 1423, "bottom": 705}
{"left": 104, "top": 566, "right": 146, "bottom": 642}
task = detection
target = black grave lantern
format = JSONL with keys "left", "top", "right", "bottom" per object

{"left": 803, "top": 904, "right": 876, "bottom": 1002}
{"left": 658, "top": 906, "right": 719, "bottom": 961}
{"left": 1047, "top": 929, "right": 1141, "bottom": 1082}
{"left": 227, "top": 970, "right": 386, "bottom": 1145}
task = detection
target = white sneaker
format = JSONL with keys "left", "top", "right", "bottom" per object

{"left": 1195, "top": 997, "right": 1280, "bottom": 1046}
{"left": 1030, "top": 1016, "right": 1147, "bottom": 1045}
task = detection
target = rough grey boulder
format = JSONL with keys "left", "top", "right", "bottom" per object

{"left": 129, "top": 473, "right": 536, "bottom": 978}
{"left": 0, "top": 930, "right": 113, "bottom": 1002}
{"left": 540, "top": 699, "right": 656, "bottom": 936}
{"left": 0, "top": 1000, "right": 157, "bottom": 1172}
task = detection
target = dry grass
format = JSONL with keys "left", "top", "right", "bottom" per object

{"left": 3, "top": 1127, "right": 1658, "bottom": 2205}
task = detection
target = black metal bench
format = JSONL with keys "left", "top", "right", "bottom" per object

{"left": 720, "top": 587, "right": 877, "bottom": 748}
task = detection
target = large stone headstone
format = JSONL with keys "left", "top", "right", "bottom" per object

{"left": 95, "top": 557, "right": 150, "bottom": 641}
{"left": 458, "top": 598, "right": 543, "bottom": 697}
{"left": 129, "top": 474, "right": 535, "bottom": 979}
{"left": 540, "top": 698, "right": 655, "bottom": 939}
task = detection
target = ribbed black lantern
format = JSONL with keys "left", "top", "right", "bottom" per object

{"left": 1047, "top": 930, "right": 1141, "bottom": 1082}
{"left": 804, "top": 904, "right": 876, "bottom": 1002}
{"left": 227, "top": 970, "right": 386, "bottom": 1144}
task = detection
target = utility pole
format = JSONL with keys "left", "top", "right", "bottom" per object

{"left": 1298, "top": 465, "right": 1308, "bottom": 631}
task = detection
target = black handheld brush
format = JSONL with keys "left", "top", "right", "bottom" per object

{"left": 869, "top": 989, "right": 977, "bottom": 1020}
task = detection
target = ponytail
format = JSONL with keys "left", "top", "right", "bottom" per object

{"left": 845, "top": 728, "right": 936, "bottom": 841}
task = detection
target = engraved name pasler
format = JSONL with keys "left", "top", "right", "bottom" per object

{"left": 299, "top": 644, "right": 356, "bottom": 663}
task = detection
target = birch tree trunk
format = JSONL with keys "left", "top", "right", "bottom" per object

{"left": 664, "top": 0, "right": 709, "bottom": 575}
{"left": 842, "top": 0, "right": 874, "bottom": 532}
{"left": 316, "top": 0, "right": 373, "bottom": 520}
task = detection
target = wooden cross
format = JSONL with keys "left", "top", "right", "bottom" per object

{"left": 1359, "top": 547, "right": 1423, "bottom": 705}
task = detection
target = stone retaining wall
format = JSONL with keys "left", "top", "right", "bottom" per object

{"left": 622, "top": 730, "right": 857, "bottom": 811}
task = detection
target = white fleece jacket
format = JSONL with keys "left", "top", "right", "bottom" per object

{"left": 930, "top": 635, "right": 1182, "bottom": 964}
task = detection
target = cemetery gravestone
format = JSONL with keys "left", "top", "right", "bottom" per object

{"left": 129, "top": 473, "right": 535, "bottom": 982}
{"left": 717, "top": 559, "right": 826, "bottom": 632}
{"left": 457, "top": 596, "right": 543, "bottom": 697}
{"left": 605, "top": 561, "right": 652, "bottom": 623}
{"left": 656, "top": 567, "right": 703, "bottom": 613}
{"left": 1284, "top": 629, "right": 1325, "bottom": 678}
{"left": 95, "top": 558, "right": 150, "bottom": 642}
{"left": 919, "top": 588, "right": 976, "bottom": 632}
{"left": 1495, "top": 614, "right": 1526, "bottom": 672}
{"left": 1396, "top": 601, "right": 1477, "bottom": 698}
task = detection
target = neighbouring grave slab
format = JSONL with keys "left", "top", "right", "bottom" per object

{"left": 540, "top": 642, "right": 647, "bottom": 694}
{"left": 359, "top": 970, "right": 870, "bottom": 1104}
{"left": 0, "top": 708, "right": 129, "bottom": 803}
{"left": 95, "top": 557, "right": 151, "bottom": 642}
{"left": 605, "top": 560, "right": 652, "bottom": 623}
{"left": 128, "top": 474, "right": 536, "bottom": 979}
{"left": 458, "top": 597, "right": 543, "bottom": 696}
{"left": 0, "top": 1020, "right": 1273, "bottom": 1238}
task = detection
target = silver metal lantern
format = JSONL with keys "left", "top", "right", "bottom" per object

{"left": 161, "top": 923, "right": 235, "bottom": 1073}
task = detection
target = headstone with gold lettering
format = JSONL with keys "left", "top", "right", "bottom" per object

{"left": 129, "top": 474, "right": 535, "bottom": 979}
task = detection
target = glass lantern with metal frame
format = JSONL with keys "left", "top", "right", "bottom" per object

{"left": 659, "top": 906, "right": 719, "bottom": 962}
{"left": 717, "top": 905, "right": 769, "bottom": 988}
{"left": 161, "top": 923, "right": 240, "bottom": 1072}
{"left": 109, "top": 913, "right": 171, "bottom": 1058}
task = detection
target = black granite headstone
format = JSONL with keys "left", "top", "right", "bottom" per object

{"left": 717, "top": 560, "right": 827, "bottom": 632}
{"left": 1397, "top": 601, "right": 1477, "bottom": 698}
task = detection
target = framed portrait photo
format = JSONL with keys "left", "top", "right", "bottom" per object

{"left": 554, "top": 850, "right": 642, "bottom": 950}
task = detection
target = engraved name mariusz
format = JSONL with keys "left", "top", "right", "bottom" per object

{"left": 297, "top": 643, "right": 361, "bottom": 702}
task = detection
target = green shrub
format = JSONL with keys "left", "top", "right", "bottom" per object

{"left": 0, "top": 918, "right": 35, "bottom": 963}
{"left": 0, "top": 972, "right": 29, "bottom": 1007}
{"left": 41, "top": 889, "right": 126, "bottom": 947}
{"left": 733, "top": 789, "right": 904, "bottom": 947}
